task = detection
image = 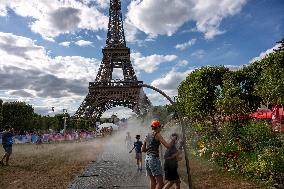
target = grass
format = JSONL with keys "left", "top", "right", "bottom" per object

{"left": 0, "top": 135, "right": 271, "bottom": 189}
{"left": 178, "top": 154, "right": 269, "bottom": 189}
{"left": 0, "top": 139, "right": 102, "bottom": 189}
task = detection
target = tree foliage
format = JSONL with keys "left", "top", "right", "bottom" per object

{"left": 0, "top": 99, "right": 3, "bottom": 128}
{"left": 177, "top": 41, "right": 284, "bottom": 184}
{"left": 2, "top": 101, "right": 34, "bottom": 131}
{"left": 0, "top": 101, "right": 93, "bottom": 132}
{"left": 215, "top": 66, "right": 262, "bottom": 118}
{"left": 178, "top": 50, "right": 284, "bottom": 121}
{"left": 178, "top": 66, "right": 229, "bottom": 121}
{"left": 253, "top": 51, "right": 284, "bottom": 105}
{"left": 274, "top": 37, "right": 284, "bottom": 52}
{"left": 149, "top": 105, "right": 174, "bottom": 125}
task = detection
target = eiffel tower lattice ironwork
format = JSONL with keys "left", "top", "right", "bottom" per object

{"left": 73, "top": 0, "right": 151, "bottom": 122}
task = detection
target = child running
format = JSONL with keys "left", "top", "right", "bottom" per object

{"left": 129, "top": 135, "right": 143, "bottom": 171}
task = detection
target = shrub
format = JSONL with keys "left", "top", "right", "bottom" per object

{"left": 189, "top": 120, "right": 284, "bottom": 184}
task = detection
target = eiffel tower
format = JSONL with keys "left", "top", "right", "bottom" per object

{"left": 73, "top": 0, "right": 151, "bottom": 122}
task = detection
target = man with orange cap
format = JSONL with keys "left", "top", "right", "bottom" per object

{"left": 142, "top": 120, "right": 177, "bottom": 189}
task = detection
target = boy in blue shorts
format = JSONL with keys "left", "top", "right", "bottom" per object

{"left": 129, "top": 135, "right": 143, "bottom": 171}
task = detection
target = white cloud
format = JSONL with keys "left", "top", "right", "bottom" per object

{"left": 147, "top": 68, "right": 194, "bottom": 105}
{"left": 102, "top": 106, "right": 135, "bottom": 119}
{"left": 224, "top": 64, "right": 244, "bottom": 71}
{"left": 59, "top": 40, "right": 93, "bottom": 47}
{"left": 250, "top": 44, "right": 281, "bottom": 62}
{"left": 182, "top": 27, "right": 199, "bottom": 33}
{"left": 131, "top": 52, "right": 177, "bottom": 73}
{"left": 33, "top": 95, "right": 85, "bottom": 115}
{"left": 177, "top": 60, "right": 189, "bottom": 67}
{"left": 147, "top": 92, "right": 169, "bottom": 106}
{"left": 175, "top": 38, "right": 196, "bottom": 50}
{"left": 147, "top": 65, "right": 240, "bottom": 105}
{"left": 124, "top": 18, "right": 141, "bottom": 43}
{"left": 190, "top": 49, "right": 206, "bottom": 59}
{"left": 151, "top": 69, "right": 193, "bottom": 91}
{"left": 95, "top": 0, "right": 110, "bottom": 9}
{"left": 0, "top": 32, "right": 100, "bottom": 110}
{"left": 0, "top": 32, "right": 49, "bottom": 70}
{"left": 0, "top": 0, "right": 108, "bottom": 40}
{"left": 0, "top": 3, "right": 7, "bottom": 16}
{"left": 96, "top": 35, "right": 103, "bottom": 41}
{"left": 75, "top": 39, "right": 93, "bottom": 46}
{"left": 51, "top": 56, "right": 99, "bottom": 80}
{"left": 126, "top": 0, "right": 247, "bottom": 39}
{"left": 59, "top": 41, "right": 71, "bottom": 47}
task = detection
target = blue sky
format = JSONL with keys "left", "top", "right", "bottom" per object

{"left": 0, "top": 0, "right": 283, "bottom": 118}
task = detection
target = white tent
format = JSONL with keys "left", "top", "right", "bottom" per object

{"left": 97, "top": 123, "right": 119, "bottom": 130}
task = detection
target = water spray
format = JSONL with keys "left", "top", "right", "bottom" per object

{"left": 139, "top": 83, "right": 193, "bottom": 189}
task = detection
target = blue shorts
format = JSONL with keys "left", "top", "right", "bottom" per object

{"left": 145, "top": 155, "right": 162, "bottom": 176}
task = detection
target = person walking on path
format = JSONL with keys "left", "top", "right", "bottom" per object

{"left": 129, "top": 135, "right": 143, "bottom": 171}
{"left": 142, "top": 120, "right": 177, "bottom": 189}
{"left": 163, "top": 133, "right": 182, "bottom": 189}
{"left": 1, "top": 125, "right": 14, "bottom": 166}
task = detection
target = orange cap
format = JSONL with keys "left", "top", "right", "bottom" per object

{"left": 151, "top": 120, "right": 161, "bottom": 128}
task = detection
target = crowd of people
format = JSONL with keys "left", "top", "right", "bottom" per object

{"left": 0, "top": 124, "right": 116, "bottom": 167}
{"left": 99, "top": 126, "right": 113, "bottom": 137}
{"left": 0, "top": 130, "right": 98, "bottom": 145}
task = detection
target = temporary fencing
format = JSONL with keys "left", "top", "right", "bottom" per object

{"left": 0, "top": 131, "right": 97, "bottom": 144}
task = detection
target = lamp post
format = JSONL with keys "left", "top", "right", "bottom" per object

{"left": 63, "top": 109, "right": 68, "bottom": 134}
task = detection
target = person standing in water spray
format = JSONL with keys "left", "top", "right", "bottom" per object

{"left": 129, "top": 135, "right": 143, "bottom": 171}
{"left": 125, "top": 132, "right": 132, "bottom": 149}
{"left": 163, "top": 133, "right": 182, "bottom": 189}
{"left": 142, "top": 120, "right": 177, "bottom": 189}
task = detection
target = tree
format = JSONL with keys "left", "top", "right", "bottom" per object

{"left": 53, "top": 114, "right": 68, "bottom": 132}
{"left": 178, "top": 66, "right": 230, "bottom": 121}
{"left": 2, "top": 101, "right": 34, "bottom": 131}
{"left": 150, "top": 105, "right": 173, "bottom": 125}
{"left": 215, "top": 66, "right": 262, "bottom": 118}
{"left": 0, "top": 99, "right": 3, "bottom": 129}
{"left": 253, "top": 51, "right": 284, "bottom": 106}
{"left": 274, "top": 37, "right": 284, "bottom": 52}
{"left": 45, "top": 115, "right": 60, "bottom": 131}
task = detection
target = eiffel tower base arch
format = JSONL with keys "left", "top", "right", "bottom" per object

{"left": 73, "top": 81, "right": 151, "bottom": 123}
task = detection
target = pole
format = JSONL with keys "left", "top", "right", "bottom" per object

{"left": 63, "top": 109, "right": 67, "bottom": 134}
{"left": 139, "top": 83, "right": 193, "bottom": 189}
{"left": 177, "top": 113, "right": 193, "bottom": 189}
{"left": 63, "top": 116, "right": 67, "bottom": 134}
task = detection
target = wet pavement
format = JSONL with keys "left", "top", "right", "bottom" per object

{"left": 68, "top": 130, "right": 189, "bottom": 189}
{"left": 68, "top": 135, "right": 148, "bottom": 189}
